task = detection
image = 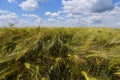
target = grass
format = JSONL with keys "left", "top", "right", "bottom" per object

{"left": 0, "top": 27, "right": 120, "bottom": 80}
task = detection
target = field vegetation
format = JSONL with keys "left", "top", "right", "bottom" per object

{"left": 0, "top": 27, "right": 120, "bottom": 80}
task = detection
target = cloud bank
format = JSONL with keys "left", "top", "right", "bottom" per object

{"left": 1, "top": 0, "right": 120, "bottom": 27}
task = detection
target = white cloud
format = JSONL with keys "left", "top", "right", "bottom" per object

{"left": 0, "top": 10, "right": 17, "bottom": 21}
{"left": 0, "top": 13, "right": 17, "bottom": 20}
{"left": 34, "top": 18, "right": 42, "bottom": 25}
{"left": 44, "top": 5, "right": 120, "bottom": 27}
{"left": 45, "top": 12, "right": 51, "bottom": 16}
{"left": 0, "top": 11, "right": 33, "bottom": 27}
{"left": 45, "top": 11, "right": 61, "bottom": 17}
{"left": 51, "top": 12, "right": 59, "bottom": 17}
{"left": 116, "top": 22, "right": 120, "bottom": 26}
{"left": 42, "top": 19, "right": 63, "bottom": 27}
{"left": 0, "top": 10, "right": 9, "bottom": 14}
{"left": 44, "top": 0, "right": 117, "bottom": 27}
{"left": 22, "top": 13, "right": 42, "bottom": 26}
{"left": 47, "top": 18, "right": 55, "bottom": 22}
{"left": 65, "top": 13, "right": 73, "bottom": 18}
{"left": 8, "top": 0, "right": 15, "bottom": 3}
{"left": 0, "top": 10, "right": 18, "bottom": 26}
{"left": 62, "top": 0, "right": 114, "bottom": 14}
{"left": 15, "top": 19, "right": 29, "bottom": 27}
{"left": 19, "top": 0, "right": 39, "bottom": 11}
{"left": 1, "top": 0, "right": 120, "bottom": 27}
{"left": 57, "top": 16, "right": 63, "bottom": 20}
{"left": 22, "top": 14, "right": 39, "bottom": 18}
{"left": 0, "top": 10, "right": 43, "bottom": 27}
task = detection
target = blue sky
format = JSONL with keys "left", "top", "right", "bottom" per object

{"left": 0, "top": 0, "right": 120, "bottom": 27}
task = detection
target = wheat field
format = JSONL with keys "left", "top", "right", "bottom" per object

{"left": 0, "top": 27, "right": 120, "bottom": 80}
